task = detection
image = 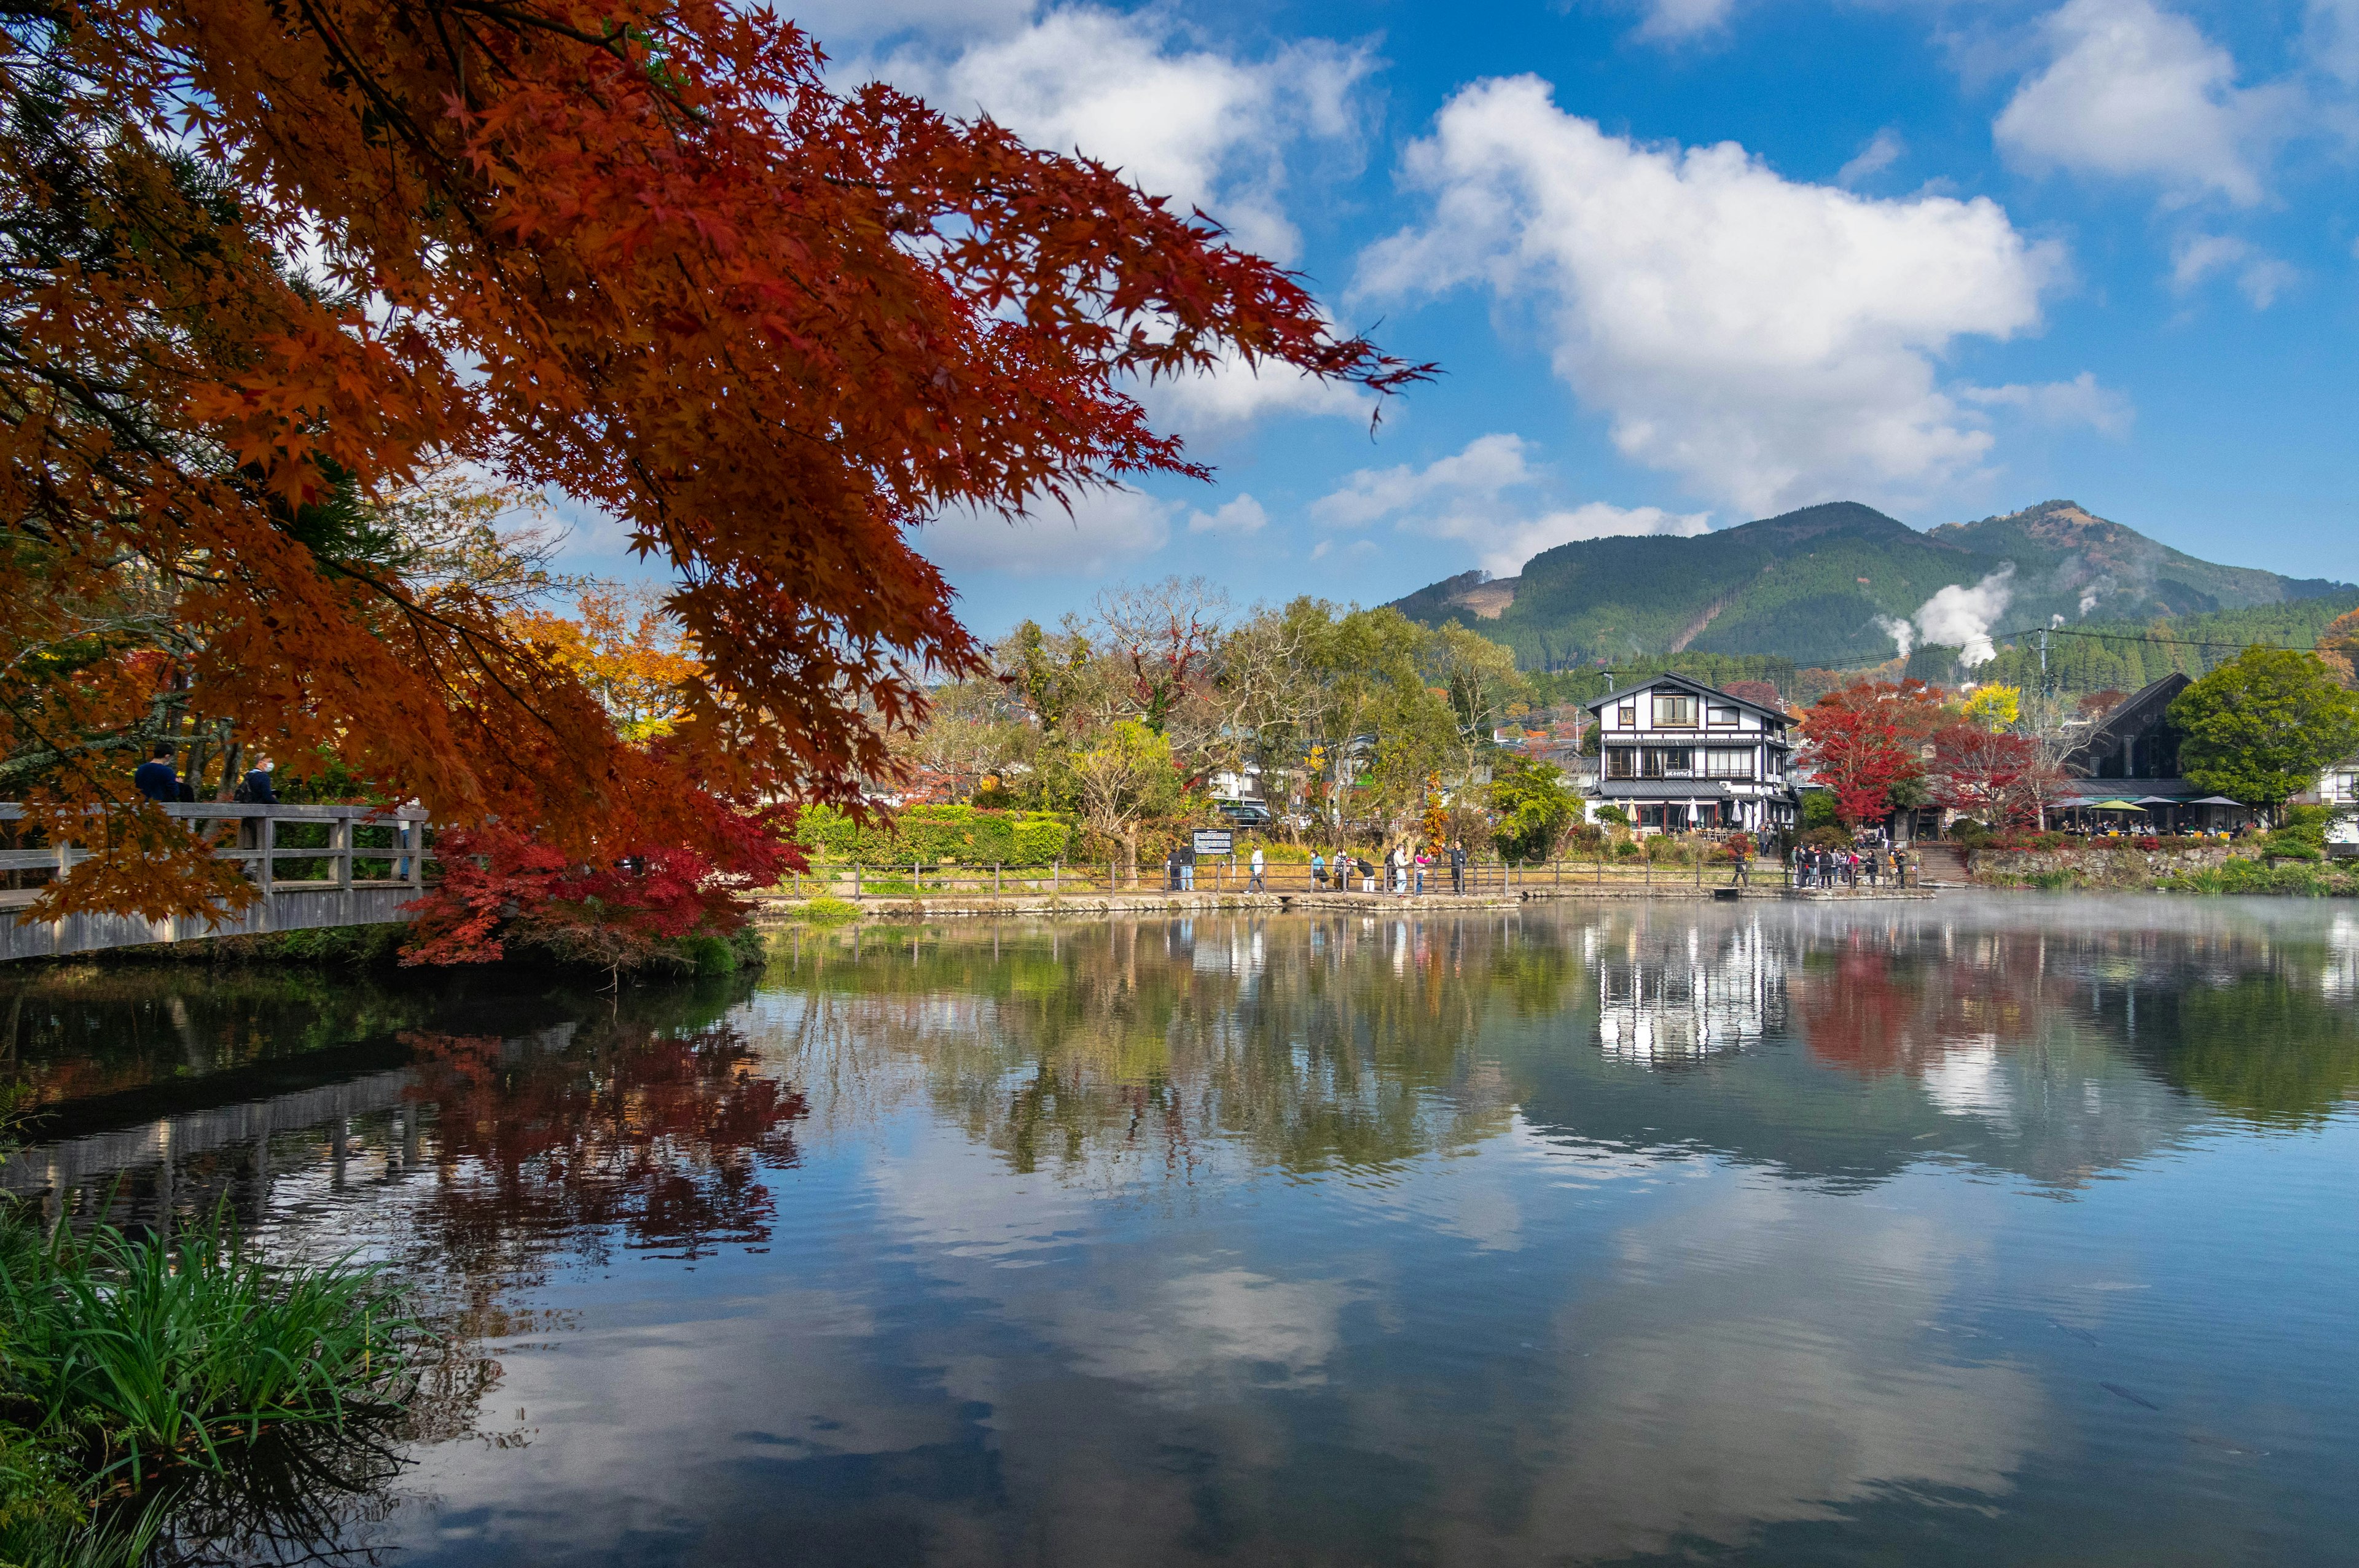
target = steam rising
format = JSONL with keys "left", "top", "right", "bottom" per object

{"left": 1876, "top": 565, "right": 2017, "bottom": 668}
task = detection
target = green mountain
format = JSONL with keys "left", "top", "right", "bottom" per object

{"left": 1390, "top": 499, "right": 2350, "bottom": 671}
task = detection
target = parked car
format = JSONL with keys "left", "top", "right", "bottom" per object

{"left": 1216, "top": 800, "right": 1273, "bottom": 829}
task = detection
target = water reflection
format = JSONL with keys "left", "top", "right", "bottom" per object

{"left": 2, "top": 898, "right": 2356, "bottom": 1566}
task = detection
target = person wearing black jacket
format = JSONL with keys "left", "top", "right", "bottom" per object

{"left": 233, "top": 755, "right": 279, "bottom": 805}
{"left": 133, "top": 745, "right": 179, "bottom": 802}
{"left": 1449, "top": 840, "right": 1467, "bottom": 894}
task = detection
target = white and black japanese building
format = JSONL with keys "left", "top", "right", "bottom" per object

{"left": 1582, "top": 675, "right": 1801, "bottom": 837}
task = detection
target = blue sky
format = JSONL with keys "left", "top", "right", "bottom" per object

{"left": 571, "top": 0, "right": 2359, "bottom": 638}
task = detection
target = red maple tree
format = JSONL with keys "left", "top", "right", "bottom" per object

{"left": 1800, "top": 682, "right": 1942, "bottom": 829}
{"left": 1930, "top": 722, "right": 2046, "bottom": 827}
{"left": 0, "top": 0, "right": 1428, "bottom": 919}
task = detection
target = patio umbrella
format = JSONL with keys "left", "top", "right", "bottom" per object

{"left": 2188, "top": 795, "right": 2245, "bottom": 806}
{"left": 2083, "top": 798, "right": 2145, "bottom": 811}
{"left": 2132, "top": 796, "right": 2179, "bottom": 806}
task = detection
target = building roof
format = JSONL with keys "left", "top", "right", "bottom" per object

{"left": 1581, "top": 671, "right": 1789, "bottom": 725}
{"left": 1592, "top": 779, "right": 1796, "bottom": 799}
{"left": 2061, "top": 672, "right": 2190, "bottom": 777}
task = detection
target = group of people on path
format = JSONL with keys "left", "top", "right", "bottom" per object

{"left": 1162, "top": 838, "right": 1477, "bottom": 897}
{"left": 133, "top": 744, "right": 278, "bottom": 805}
{"left": 1309, "top": 841, "right": 1468, "bottom": 897}
{"left": 1792, "top": 842, "right": 1907, "bottom": 890}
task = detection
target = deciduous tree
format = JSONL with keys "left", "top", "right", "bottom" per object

{"left": 2169, "top": 648, "right": 2359, "bottom": 821}
{"left": 0, "top": 0, "right": 1423, "bottom": 919}
{"left": 1801, "top": 683, "right": 1931, "bottom": 830}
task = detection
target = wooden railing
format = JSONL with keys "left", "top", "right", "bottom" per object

{"left": 778, "top": 851, "right": 1826, "bottom": 899}
{"left": 0, "top": 803, "right": 432, "bottom": 961}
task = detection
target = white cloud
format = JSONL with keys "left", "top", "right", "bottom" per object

{"left": 1436, "top": 503, "right": 1712, "bottom": 579}
{"left": 2306, "top": 0, "right": 2359, "bottom": 84}
{"left": 1837, "top": 128, "right": 1907, "bottom": 187}
{"left": 1993, "top": 0, "right": 2290, "bottom": 205}
{"left": 1356, "top": 77, "right": 2056, "bottom": 516}
{"left": 1959, "top": 372, "right": 2134, "bottom": 435}
{"left": 1186, "top": 495, "right": 1269, "bottom": 535}
{"left": 1312, "top": 434, "right": 1708, "bottom": 579}
{"left": 920, "top": 486, "right": 1174, "bottom": 577}
{"left": 1136, "top": 349, "right": 1372, "bottom": 432}
{"left": 1310, "top": 432, "right": 1535, "bottom": 529}
{"left": 2169, "top": 233, "right": 2299, "bottom": 306}
{"left": 1635, "top": 0, "right": 1739, "bottom": 43}
{"left": 871, "top": 9, "right": 1372, "bottom": 263}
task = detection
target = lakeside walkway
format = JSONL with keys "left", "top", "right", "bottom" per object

{"left": 749, "top": 882, "right": 1937, "bottom": 924}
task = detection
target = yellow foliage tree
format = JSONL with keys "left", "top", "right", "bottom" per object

{"left": 1961, "top": 684, "right": 2022, "bottom": 731}
{"left": 511, "top": 589, "right": 701, "bottom": 742}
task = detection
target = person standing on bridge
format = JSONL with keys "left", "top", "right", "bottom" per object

{"left": 1449, "top": 840, "right": 1466, "bottom": 894}
{"left": 234, "top": 755, "right": 278, "bottom": 805}
{"left": 134, "top": 744, "right": 179, "bottom": 802}
{"left": 1178, "top": 838, "right": 1195, "bottom": 892}
{"left": 1248, "top": 843, "right": 1266, "bottom": 892}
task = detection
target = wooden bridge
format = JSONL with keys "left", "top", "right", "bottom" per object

{"left": 0, "top": 803, "right": 429, "bottom": 963}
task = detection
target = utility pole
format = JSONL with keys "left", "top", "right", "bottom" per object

{"left": 2038, "top": 628, "right": 2049, "bottom": 695}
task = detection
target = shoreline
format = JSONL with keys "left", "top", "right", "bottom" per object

{"left": 749, "top": 883, "right": 1939, "bottom": 925}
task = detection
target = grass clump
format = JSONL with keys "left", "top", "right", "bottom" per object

{"left": 0, "top": 1202, "right": 412, "bottom": 1564}
{"left": 792, "top": 896, "right": 861, "bottom": 926}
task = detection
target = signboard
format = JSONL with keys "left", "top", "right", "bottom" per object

{"left": 1191, "top": 829, "right": 1234, "bottom": 859}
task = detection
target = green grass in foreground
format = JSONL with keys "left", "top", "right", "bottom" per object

{"left": 0, "top": 1203, "right": 412, "bottom": 1567}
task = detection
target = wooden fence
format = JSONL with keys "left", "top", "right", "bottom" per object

{"left": 0, "top": 803, "right": 431, "bottom": 961}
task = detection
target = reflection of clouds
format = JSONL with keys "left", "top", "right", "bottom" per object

{"left": 1046, "top": 1267, "right": 1355, "bottom": 1395}
{"left": 1395, "top": 1171, "right": 2043, "bottom": 1561}
{"left": 1920, "top": 1035, "right": 2013, "bottom": 1122}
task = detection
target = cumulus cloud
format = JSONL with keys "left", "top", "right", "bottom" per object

{"left": 1312, "top": 434, "right": 1708, "bottom": 579}
{"left": 2169, "top": 233, "right": 2299, "bottom": 307}
{"left": 870, "top": 9, "right": 1372, "bottom": 263}
{"left": 1635, "top": 0, "right": 1739, "bottom": 44}
{"left": 1958, "top": 372, "right": 2135, "bottom": 435}
{"left": 1310, "top": 433, "right": 1535, "bottom": 529}
{"left": 1136, "top": 348, "right": 1372, "bottom": 433}
{"left": 1837, "top": 128, "right": 1907, "bottom": 187}
{"left": 1186, "top": 495, "right": 1269, "bottom": 536}
{"left": 1994, "top": 0, "right": 2291, "bottom": 205}
{"left": 1355, "top": 77, "right": 2056, "bottom": 516}
{"left": 920, "top": 487, "right": 1174, "bottom": 576}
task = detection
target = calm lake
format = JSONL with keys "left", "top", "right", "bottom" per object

{"left": 6, "top": 895, "right": 2358, "bottom": 1566}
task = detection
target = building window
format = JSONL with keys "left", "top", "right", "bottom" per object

{"left": 1641, "top": 747, "right": 1693, "bottom": 778}
{"left": 1638, "top": 805, "right": 1664, "bottom": 829}
{"left": 1704, "top": 748, "right": 1754, "bottom": 778}
{"left": 1707, "top": 705, "right": 1739, "bottom": 728}
{"left": 1606, "top": 747, "right": 1637, "bottom": 779}
{"left": 1616, "top": 703, "right": 1637, "bottom": 728}
{"left": 1653, "top": 693, "right": 1697, "bottom": 727}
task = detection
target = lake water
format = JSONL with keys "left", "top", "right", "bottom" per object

{"left": 6, "top": 895, "right": 2358, "bottom": 1566}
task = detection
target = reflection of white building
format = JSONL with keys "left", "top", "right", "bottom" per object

{"left": 1596, "top": 922, "right": 1782, "bottom": 1063}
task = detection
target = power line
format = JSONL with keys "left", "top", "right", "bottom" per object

{"left": 1990, "top": 623, "right": 2334, "bottom": 653}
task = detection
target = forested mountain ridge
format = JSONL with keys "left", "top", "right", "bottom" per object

{"left": 1390, "top": 499, "right": 2350, "bottom": 671}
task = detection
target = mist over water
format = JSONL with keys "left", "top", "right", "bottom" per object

{"left": 7, "top": 896, "right": 2358, "bottom": 1565}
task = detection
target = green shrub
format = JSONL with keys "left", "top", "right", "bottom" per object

{"left": 793, "top": 896, "right": 860, "bottom": 926}
{"left": 797, "top": 805, "right": 1073, "bottom": 866}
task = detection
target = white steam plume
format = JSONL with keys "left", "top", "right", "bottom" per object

{"left": 1911, "top": 565, "right": 2016, "bottom": 668}
{"left": 1874, "top": 615, "right": 1915, "bottom": 659}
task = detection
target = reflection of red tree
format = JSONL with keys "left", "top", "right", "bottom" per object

{"left": 1796, "top": 946, "right": 1926, "bottom": 1075}
{"left": 1794, "top": 934, "right": 2051, "bottom": 1078}
{"left": 401, "top": 1023, "right": 806, "bottom": 1262}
